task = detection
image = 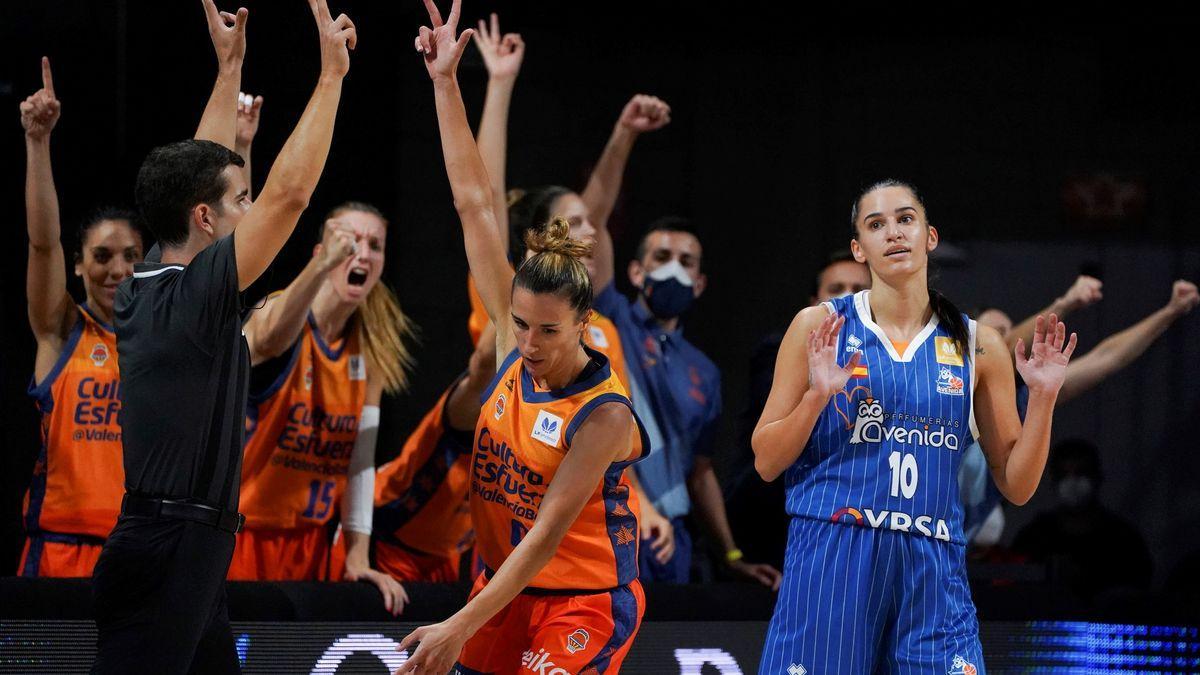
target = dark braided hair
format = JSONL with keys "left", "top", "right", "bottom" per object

{"left": 850, "top": 179, "right": 970, "bottom": 361}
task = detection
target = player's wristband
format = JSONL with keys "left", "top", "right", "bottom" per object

{"left": 725, "top": 548, "right": 744, "bottom": 564}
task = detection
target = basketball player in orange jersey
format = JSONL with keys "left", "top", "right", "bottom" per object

{"left": 397, "top": 2, "right": 649, "bottom": 672}
{"left": 230, "top": 201, "right": 415, "bottom": 613}
{"left": 467, "top": 15, "right": 676, "bottom": 566}
{"left": 373, "top": 322, "right": 496, "bottom": 583}
{"left": 18, "top": 57, "right": 143, "bottom": 577}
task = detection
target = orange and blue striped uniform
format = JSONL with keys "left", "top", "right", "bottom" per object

{"left": 373, "top": 379, "right": 475, "bottom": 582}
{"left": 455, "top": 346, "right": 649, "bottom": 674}
{"left": 228, "top": 314, "right": 365, "bottom": 580}
{"left": 20, "top": 305, "right": 125, "bottom": 577}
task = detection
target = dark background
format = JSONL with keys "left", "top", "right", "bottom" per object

{"left": 3, "top": 3, "right": 1199, "bottom": 591}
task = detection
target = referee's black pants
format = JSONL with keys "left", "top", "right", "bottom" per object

{"left": 91, "top": 516, "right": 240, "bottom": 674}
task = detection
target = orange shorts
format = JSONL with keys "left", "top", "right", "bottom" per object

{"left": 18, "top": 534, "right": 104, "bottom": 577}
{"left": 374, "top": 539, "right": 460, "bottom": 583}
{"left": 455, "top": 574, "right": 645, "bottom": 675}
{"left": 227, "top": 526, "right": 335, "bottom": 581}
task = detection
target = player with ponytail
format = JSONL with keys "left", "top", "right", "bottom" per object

{"left": 397, "top": 2, "right": 649, "bottom": 671}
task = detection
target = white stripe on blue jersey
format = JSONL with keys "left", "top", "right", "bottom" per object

{"left": 784, "top": 290, "right": 978, "bottom": 546}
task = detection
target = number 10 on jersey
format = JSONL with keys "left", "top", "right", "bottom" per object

{"left": 888, "top": 451, "right": 918, "bottom": 499}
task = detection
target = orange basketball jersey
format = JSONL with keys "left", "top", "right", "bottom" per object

{"left": 474, "top": 346, "right": 649, "bottom": 590}
{"left": 374, "top": 378, "right": 475, "bottom": 559}
{"left": 240, "top": 315, "right": 366, "bottom": 529}
{"left": 468, "top": 274, "right": 631, "bottom": 393}
{"left": 24, "top": 304, "right": 125, "bottom": 540}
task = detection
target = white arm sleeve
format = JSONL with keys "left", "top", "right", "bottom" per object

{"left": 342, "top": 404, "right": 379, "bottom": 535}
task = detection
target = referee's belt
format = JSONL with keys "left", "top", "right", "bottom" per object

{"left": 121, "top": 494, "right": 245, "bottom": 534}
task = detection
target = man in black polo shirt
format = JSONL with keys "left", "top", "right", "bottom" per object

{"left": 91, "top": 1, "right": 358, "bottom": 672}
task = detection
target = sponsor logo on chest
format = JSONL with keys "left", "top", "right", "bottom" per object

{"left": 531, "top": 410, "right": 563, "bottom": 447}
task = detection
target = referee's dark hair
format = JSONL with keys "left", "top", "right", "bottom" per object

{"left": 135, "top": 139, "right": 244, "bottom": 248}
{"left": 634, "top": 215, "right": 701, "bottom": 265}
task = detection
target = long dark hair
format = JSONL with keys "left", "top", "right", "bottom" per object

{"left": 850, "top": 179, "right": 970, "bottom": 361}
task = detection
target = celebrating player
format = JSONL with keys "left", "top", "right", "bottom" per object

{"left": 753, "top": 180, "right": 1077, "bottom": 674}
{"left": 19, "top": 57, "right": 143, "bottom": 578}
{"left": 397, "top": 2, "right": 649, "bottom": 672}
{"left": 232, "top": 202, "right": 415, "bottom": 615}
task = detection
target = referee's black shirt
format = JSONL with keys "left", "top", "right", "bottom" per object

{"left": 115, "top": 235, "right": 249, "bottom": 512}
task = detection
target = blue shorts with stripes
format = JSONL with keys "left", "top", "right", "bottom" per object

{"left": 759, "top": 517, "right": 985, "bottom": 675}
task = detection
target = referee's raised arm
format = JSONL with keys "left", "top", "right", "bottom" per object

{"left": 232, "top": 0, "right": 356, "bottom": 291}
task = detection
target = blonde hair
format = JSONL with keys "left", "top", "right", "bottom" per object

{"left": 514, "top": 217, "right": 593, "bottom": 318}
{"left": 325, "top": 202, "right": 418, "bottom": 395}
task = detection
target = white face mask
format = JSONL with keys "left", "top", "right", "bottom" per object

{"left": 646, "top": 259, "right": 694, "bottom": 285}
{"left": 1057, "top": 476, "right": 1095, "bottom": 508}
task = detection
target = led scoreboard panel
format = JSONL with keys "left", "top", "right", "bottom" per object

{"left": 2, "top": 621, "right": 1198, "bottom": 673}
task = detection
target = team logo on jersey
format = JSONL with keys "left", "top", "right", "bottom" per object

{"left": 348, "top": 354, "right": 366, "bottom": 381}
{"left": 845, "top": 333, "right": 863, "bottom": 353}
{"left": 614, "top": 524, "right": 636, "bottom": 546}
{"left": 89, "top": 343, "right": 109, "bottom": 367}
{"left": 495, "top": 393, "right": 507, "bottom": 420}
{"left": 831, "top": 506, "right": 953, "bottom": 541}
{"left": 531, "top": 410, "right": 564, "bottom": 447}
{"left": 304, "top": 365, "right": 313, "bottom": 391}
{"left": 935, "top": 336, "right": 964, "bottom": 366}
{"left": 948, "top": 655, "right": 978, "bottom": 675}
{"left": 788, "top": 665, "right": 808, "bottom": 675}
{"left": 849, "top": 398, "right": 885, "bottom": 444}
{"left": 565, "top": 628, "right": 590, "bottom": 654}
{"left": 936, "top": 366, "right": 964, "bottom": 396}
{"left": 840, "top": 390, "right": 962, "bottom": 450}
{"left": 587, "top": 325, "right": 609, "bottom": 349}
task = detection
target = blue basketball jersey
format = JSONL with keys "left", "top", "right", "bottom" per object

{"left": 784, "top": 290, "right": 978, "bottom": 546}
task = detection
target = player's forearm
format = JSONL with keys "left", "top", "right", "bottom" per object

{"left": 998, "top": 389, "right": 1058, "bottom": 505}
{"left": 195, "top": 63, "right": 242, "bottom": 149}
{"left": 477, "top": 76, "right": 514, "bottom": 250}
{"left": 688, "top": 461, "right": 738, "bottom": 554}
{"left": 1058, "top": 306, "right": 1176, "bottom": 403}
{"left": 582, "top": 123, "right": 637, "bottom": 230}
{"left": 258, "top": 76, "right": 342, "bottom": 212}
{"left": 448, "top": 526, "right": 561, "bottom": 636}
{"left": 753, "top": 389, "right": 828, "bottom": 482}
{"left": 248, "top": 257, "right": 328, "bottom": 362}
{"left": 343, "top": 530, "right": 372, "bottom": 568}
{"left": 24, "top": 135, "right": 61, "bottom": 250}
{"left": 433, "top": 75, "right": 512, "bottom": 324}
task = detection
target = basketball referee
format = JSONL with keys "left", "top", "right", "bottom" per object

{"left": 91, "top": 1, "right": 357, "bottom": 672}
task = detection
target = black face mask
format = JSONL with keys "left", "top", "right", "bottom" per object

{"left": 640, "top": 260, "right": 695, "bottom": 320}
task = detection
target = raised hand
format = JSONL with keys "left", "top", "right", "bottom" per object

{"left": 1015, "top": 314, "right": 1077, "bottom": 395}
{"left": 200, "top": 0, "right": 248, "bottom": 68}
{"left": 414, "top": 0, "right": 475, "bottom": 81}
{"left": 1166, "top": 279, "right": 1199, "bottom": 317}
{"left": 808, "top": 313, "right": 861, "bottom": 400}
{"left": 235, "top": 92, "right": 263, "bottom": 148}
{"left": 618, "top": 94, "right": 671, "bottom": 134}
{"left": 20, "top": 58, "right": 60, "bottom": 141}
{"left": 315, "top": 220, "right": 357, "bottom": 272}
{"left": 472, "top": 13, "right": 524, "bottom": 80}
{"left": 308, "top": 0, "right": 357, "bottom": 79}
{"left": 1059, "top": 274, "right": 1103, "bottom": 313}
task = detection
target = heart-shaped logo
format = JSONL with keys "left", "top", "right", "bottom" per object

{"left": 832, "top": 385, "right": 874, "bottom": 430}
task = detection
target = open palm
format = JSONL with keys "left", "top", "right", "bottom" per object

{"left": 809, "top": 313, "right": 860, "bottom": 399}
{"left": 1015, "top": 313, "right": 1077, "bottom": 394}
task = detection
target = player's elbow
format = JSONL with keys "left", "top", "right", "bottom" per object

{"left": 453, "top": 190, "right": 493, "bottom": 217}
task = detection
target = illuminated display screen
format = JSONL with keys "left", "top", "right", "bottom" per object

{"left": 1, "top": 621, "right": 1197, "bottom": 673}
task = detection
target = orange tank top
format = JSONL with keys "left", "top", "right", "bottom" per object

{"left": 240, "top": 315, "right": 366, "bottom": 529}
{"left": 468, "top": 274, "right": 631, "bottom": 394}
{"left": 473, "top": 346, "right": 649, "bottom": 590}
{"left": 374, "top": 378, "right": 475, "bottom": 557}
{"left": 25, "top": 305, "right": 125, "bottom": 540}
